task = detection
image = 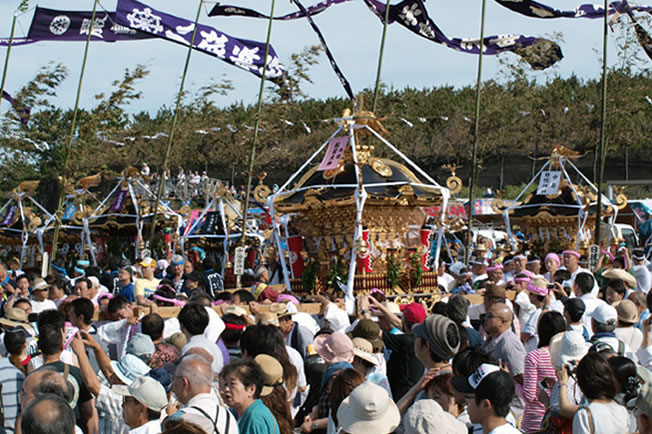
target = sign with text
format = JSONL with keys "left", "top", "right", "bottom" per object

{"left": 537, "top": 171, "right": 561, "bottom": 196}
{"left": 318, "top": 136, "right": 349, "bottom": 171}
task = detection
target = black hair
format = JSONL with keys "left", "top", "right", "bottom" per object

{"left": 71, "top": 297, "right": 94, "bottom": 326}
{"left": 14, "top": 298, "right": 31, "bottom": 308}
{"left": 452, "top": 347, "right": 498, "bottom": 377}
{"left": 537, "top": 311, "right": 566, "bottom": 348}
{"left": 37, "top": 309, "right": 65, "bottom": 332}
{"left": 21, "top": 393, "right": 75, "bottom": 434}
{"left": 233, "top": 289, "right": 255, "bottom": 304}
{"left": 185, "top": 271, "right": 203, "bottom": 283}
{"left": 553, "top": 269, "right": 571, "bottom": 283}
{"left": 141, "top": 313, "right": 164, "bottom": 342}
{"left": 189, "top": 291, "right": 213, "bottom": 306}
{"left": 221, "top": 313, "right": 246, "bottom": 345}
{"left": 456, "top": 323, "right": 469, "bottom": 350}
{"left": 146, "top": 408, "right": 161, "bottom": 421}
{"left": 85, "top": 266, "right": 101, "bottom": 279}
{"left": 76, "top": 277, "right": 92, "bottom": 290}
{"left": 4, "top": 328, "right": 26, "bottom": 355}
{"left": 220, "top": 358, "right": 265, "bottom": 399}
{"left": 474, "top": 370, "right": 515, "bottom": 418}
{"left": 214, "top": 291, "right": 233, "bottom": 302}
{"left": 38, "top": 324, "right": 63, "bottom": 355}
{"left": 606, "top": 279, "right": 626, "bottom": 297}
{"left": 16, "top": 274, "right": 29, "bottom": 283}
{"left": 608, "top": 356, "right": 639, "bottom": 403}
{"left": 576, "top": 352, "right": 617, "bottom": 400}
{"left": 613, "top": 256, "right": 626, "bottom": 269}
{"left": 178, "top": 303, "right": 209, "bottom": 336}
{"left": 51, "top": 277, "right": 69, "bottom": 294}
{"left": 150, "top": 285, "right": 177, "bottom": 306}
{"left": 108, "top": 295, "right": 129, "bottom": 315}
{"left": 432, "top": 301, "right": 448, "bottom": 316}
{"left": 575, "top": 272, "right": 594, "bottom": 295}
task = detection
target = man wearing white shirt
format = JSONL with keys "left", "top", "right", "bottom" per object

{"left": 563, "top": 250, "right": 599, "bottom": 297}
{"left": 179, "top": 303, "right": 224, "bottom": 374}
{"left": 29, "top": 278, "right": 57, "bottom": 314}
{"left": 115, "top": 376, "right": 168, "bottom": 434}
{"left": 574, "top": 272, "right": 605, "bottom": 337}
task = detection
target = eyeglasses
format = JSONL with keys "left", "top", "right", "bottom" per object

{"left": 485, "top": 312, "right": 505, "bottom": 320}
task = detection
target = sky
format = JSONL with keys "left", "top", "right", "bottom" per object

{"left": 0, "top": 0, "right": 638, "bottom": 115}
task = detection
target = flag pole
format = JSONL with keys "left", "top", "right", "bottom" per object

{"left": 0, "top": 11, "right": 18, "bottom": 111}
{"left": 147, "top": 0, "right": 204, "bottom": 251}
{"left": 594, "top": 0, "right": 608, "bottom": 246}
{"left": 239, "top": 0, "right": 277, "bottom": 247}
{"left": 371, "top": 0, "right": 392, "bottom": 113}
{"left": 49, "top": 0, "right": 99, "bottom": 272}
{"left": 464, "top": 0, "right": 487, "bottom": 264}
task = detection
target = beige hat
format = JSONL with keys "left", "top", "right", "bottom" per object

{"left": 257, "top": 311, "right": 279, "bottom": 327}
{"left": 351, "top": 338, "right": 378, "bottom": 366}
{"left": 166, "top": 332, "right": 188, "bottom": 351}
{"left": 617, "top": 299, "right": 640, "bottom": 324}
{"left": 403, "top": 399, "right": 467, "bottom": 434}
{"left": 254, "top": 354, "right": 284, "bottom": 397}
{"left": 603, "top": 268, "right": 637, "bottom": 288}
{"left": 269, "top": 303, "right": 289, "bottom": 318}
{"left": 222, "top": 305, "right": 247, "bottom": 318}
{"left": 337, "top": 381, "right": 400, "bottom": 434}
{"left": 31, "top": 278, "right": 48, "bottom": 291}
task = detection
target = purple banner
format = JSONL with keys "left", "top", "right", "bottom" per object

{"left": 2, "top": 90, "right": 31, "bottom": 125}
{"left": 293, "top": 0, "right": 355, "bottom": 100}
{"left": 0, "top": 37, "right": 37, "bottom": 47}
{"left": 0, "top": 206, "right": 18, "bottom": 226}
{"left": 493, "top": 0, "right": 652, "bottom": 20}
{"left": 115, "top": 0, "right": 285, "bottom": 81}
{"left": 26, "top": 7, "right": 151, "bottom": 42}
{"left": 111, "top": 190, "right": 128, "bottom": 212}
{"left": 213, "top": 0, "right": 562, "bottom": 69}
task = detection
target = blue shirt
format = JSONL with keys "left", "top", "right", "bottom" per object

{"left": 238, "top": 399, "right": 279, "bottom": 434}
{"left": 119, "top": 282, "right": 135, "bottom": 303}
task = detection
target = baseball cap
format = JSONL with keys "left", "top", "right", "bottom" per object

{"left": 139, "top": 257, "right": 156, "bottom": 268}
{"left": 452, "top": 363, "right": 502, "bottom": 393}
{"left": 448, "top": 262, "right": 466, "bottom": 276}
{"left": 401, "top": 302, "right": 426, "bottom": 325}
{"left": 590, "top": 303, "right": 617, "bottom": 325}
{"left": 113, "top": 376, "right": 168, "bottom": 412}
{"left": 126, "top": 333, "right": 156, "bottom": 358}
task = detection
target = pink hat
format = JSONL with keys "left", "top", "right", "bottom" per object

{"left": 277, "top": 294, "right": 300, "bottom": 305}
{"left": 545, "top": 253, "right": 561, "bottom": 265}
{"left": 562, "top": 250, "right": 580, "bottom": 258}
{"left": 487, "top": 264, "right": 503, "bottom": 272}
{"left": 313, "top": 332, "right": 354, "bottom": 364}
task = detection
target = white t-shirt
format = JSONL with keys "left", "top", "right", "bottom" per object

{"left": 572, "top": 401, "right": 630, "bottom": 434}
{"left": 514, "top": 291, "right": 536, "bottom": 326}
{"left": 633, "top": 264, "right": 651, "bottom": 293}
{"left": 488, "top": 423, "right": 522, "bottom": 434}
{"left": 30, "top": 298, "right": 57, "bottom": 314}
{"left": 522, "top": 307, "right": 543, "bottom": 353}
{"left": 615, "top": 326, "right": 643, "bottom": 353}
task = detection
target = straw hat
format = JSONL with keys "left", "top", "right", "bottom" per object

{"left": 351, "top": 338, "right": 378, "bottom": 366}
{"left": 603, "top": 268, "right": 637, "bottom": 289}
{"left": 257, "top": 311, "right": 280, "bottom": 327}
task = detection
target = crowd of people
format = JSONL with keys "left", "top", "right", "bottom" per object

{"left": 1, "top": 241, "right": 652, "bottom": 434}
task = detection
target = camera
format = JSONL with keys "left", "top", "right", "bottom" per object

{"left": 564, "top": 360, "right": 578, "bottom": 374}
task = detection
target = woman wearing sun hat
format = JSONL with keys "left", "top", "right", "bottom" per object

{"left": 336, "top": 381, "right": 400, "bottom": 434}
{"left": 350, "top": 338, "right": 391, "bottom": 397}
{"left": 255, "top": 354, "right": 293, "bottom": 434}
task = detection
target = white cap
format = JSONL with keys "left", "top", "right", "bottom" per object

{"left": 590, "top": 303, "right": 617, "bottom": 325}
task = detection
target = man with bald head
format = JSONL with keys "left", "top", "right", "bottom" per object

{"left": 482, "top": 303, "right": 527, "bottom": 419}
{"left": 165, "top": 355, "right": 237, "bottom": 434}
{"left": 21, "top": 393, "right": 75, "bottom": 434}
{"left": 16, "top": 370, "right": 77, "bottom": 434}
{"left": 482, "top": 303, "right": 526, "bottom": 385}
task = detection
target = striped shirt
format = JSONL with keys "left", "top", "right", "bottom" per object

{"left": 522, "top": 347, "right": 556, "bottom": 433}
{"left": 0, "top": 358, "right": 25, "bottom": 433}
